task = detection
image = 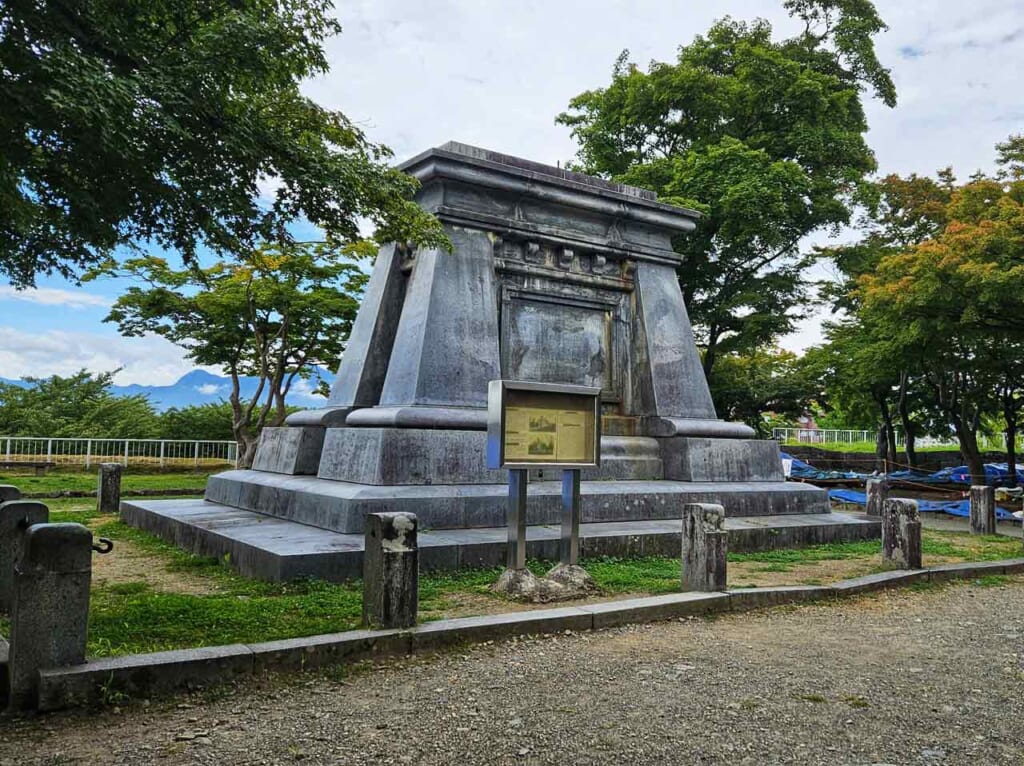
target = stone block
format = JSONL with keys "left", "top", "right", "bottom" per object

{"left": 249, "top": 630, "right": 411, "bottom": 674}
{"left": 582, "top": 592, "right": 727, "bottom": 629}
{"left": 37, "top": 645, "right": 254, "bottom": 712}
{"left": 363, "top": 513, "right": 418, "bottom": 629}
{"left": 865, "top": 478, "right": 887, "bottom": 518}
{"left": 661, "top": 438, "right": 785, "bottom": 482}
{"left": 0, "top": 486, "right": 21, "bottom": 503}
{"left": 681, "top": 502, "right": 727, "bottom": 592}
{"left": 252, "top": 427, "right": 326, "bottom": 475}
{"left": 969, "top": 485, "right": 996, "bottom": 535}
{"left": 831, "top": 570, "right": 928, "bottom": 595}
{"left": 98, "top": 462, "right": 122, "bottom": 514}
{"left": 881, "top": 498, "right": 922, "bottom": 570}
{"left": 8, "top": 523, "right": 91, "bottom": 712}
{"left": 0, "top": 499, "right": 48, "bottom": 611}
{"left": 728, "top": 585, "right": 832, "bottom": 610}
{"left": 410, "top": 607, "right": 593, "bottom": 652}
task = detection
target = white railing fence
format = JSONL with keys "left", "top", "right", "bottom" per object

{"left": 772, "top": 428, "right": 1023, "bottom": 452}
{"left": 0, "top": 437, "right": 238, "bottom": 469}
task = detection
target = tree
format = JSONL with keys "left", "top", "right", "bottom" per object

{"left": 556, "top": 1, "right": 895, "bottom": 380}
{"left": 159, "top": 402, "right": 236, "bottom": 442}
{"left": 0, "top": 370, "right": 160, "bottom": 438}
{"left": 93, "top": 242, "right": 365, "bottom": 467}
{"left": 858, "top": 173, "right": 1024, "bottom": 483}
{"left": 0, "top": 0, "right": 447, "bottom": 286}
{"left": 707, "top": 347, "right": 816, "bottom": 436}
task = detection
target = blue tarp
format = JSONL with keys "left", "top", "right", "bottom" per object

{"left": 782, "top": 452, "right": 1024, "bottom": 486}
{"left": 827, "top": 489, "right": 1019, "bottom": 521}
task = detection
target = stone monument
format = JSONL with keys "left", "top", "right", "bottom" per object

{"left": 124, "top": 142, "right": 877, "bottom": 580}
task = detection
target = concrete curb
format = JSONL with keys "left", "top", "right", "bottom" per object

{"left": 34, "top": 557, "right": 1024, "bottom": 711}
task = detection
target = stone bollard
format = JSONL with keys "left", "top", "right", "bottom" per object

{"left": 0, "top": 499, "right": 49, "bottom": 612}
{"left": 969, "top": 485, "right": 996, "bottom": 535}
{"left": 882, "top": 498, "right": 922, "bottom": 570}
{"left": 362, "top": 512, "right": 418, "bottom": 629}
{"left": 865, "top": 478, "right": 888, "bottom": 517}
{"left": 97, "top": 462, "right": 123, "bottom": 515}
{"left": 8, "top": 523, "right": 92, "bottom": 712}
{"left": 0, "top": 486, "right": 21, "bottom": 503}
{"left": 681, "top": 503, "right": 727, "bottom": 592}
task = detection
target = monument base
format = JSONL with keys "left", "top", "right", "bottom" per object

{"left": 122, "top": 497, "right": 879, "bottom": 583}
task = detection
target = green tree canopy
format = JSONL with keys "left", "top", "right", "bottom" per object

{"left": 557, "top": 2, "right": 895, "bottom": 379}
{"left": 0, "top": 370, "right": 160, "bottom": 438}
{"left": 0, "top": 0, "right": 447, "bottom": 286}
{"left": 92, "top": 242, "right": 364, "bottom": 466}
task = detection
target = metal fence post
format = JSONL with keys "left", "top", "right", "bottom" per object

{"left": 85, "top": 439, "right": 92, "bottom": 469}
{"left": 123, "top": 439, "right": 129, "bottom": 467}
{"left": 4, "top": 438, "right": 9, "bottom": 462}
{"left": 194, "top": 440, "right": 200, "bottom": 466}
{"left": 159, "top": 440, "right": 166, "bottom": 468}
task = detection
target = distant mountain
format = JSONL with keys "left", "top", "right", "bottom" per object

{"left": 0, "top": 368, "right": 334, "bottom": 411}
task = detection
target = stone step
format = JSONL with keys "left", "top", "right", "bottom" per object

{"left": 204, "top": 471, "right": 830, "bottom": 535}
{"left": 122, "top": 498, "right": 880, "bottom": 583}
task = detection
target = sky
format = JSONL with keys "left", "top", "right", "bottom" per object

{"left": 2, "top": 0, "right": 1022, "bottom": 385}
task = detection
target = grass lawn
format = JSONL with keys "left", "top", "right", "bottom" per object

{"left": 36, "top": 501, "right": 1024, "bottom": 659}
{"left": 0, "top": 470, "right": 214, "bottom": 496}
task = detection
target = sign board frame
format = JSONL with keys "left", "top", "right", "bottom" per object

{"left": 486, "top": 380, "right": 602, "bottom": 470}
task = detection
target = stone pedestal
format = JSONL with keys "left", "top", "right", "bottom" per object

{"left": 969, "top": 486, "right": 996, "bottom": 535}
{"left": 865, "top": 478, "right": 888, "bottom": 518}
{"left": 98, "top": 463, "right": 122, "bottom": 514}
{"left": 8, "top": 523, "right": 92, "bottom": 712}
{"left": 362, "top": 512, "right": 418, "bottom": 629}
{"left": 124, "top": 142, "right": 870, "bottom": 580}
{"left": 681, "top": 502, "right": 727, "bottom": 592}
{"left": 882, "top": 498, "right": 922, "bottom": 570}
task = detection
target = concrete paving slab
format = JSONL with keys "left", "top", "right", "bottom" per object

{"left": 581, "top": 592, "right": 728, "bottom": 629}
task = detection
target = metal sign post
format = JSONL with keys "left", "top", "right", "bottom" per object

{"left": 560, "top": 468, "right": 581, "bottom": 566}
{"left": 508, "top": 468, "right": 528, "bottom": 570}
{"left": 487, "top": 380, "right": 600, "bottom": 574}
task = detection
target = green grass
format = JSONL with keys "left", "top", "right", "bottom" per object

{"left": 54, "top": 518, "right": 1024, "bottom": 659}
{"left": 0, "top": 470, "right": 214, "bottom": 496}
{"left": 777, "top": 440, "right": 998, "bottom": 455}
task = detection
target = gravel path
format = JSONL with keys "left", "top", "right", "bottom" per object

{"left": 2, "top": 577, "right": 1023, "bottom": 765}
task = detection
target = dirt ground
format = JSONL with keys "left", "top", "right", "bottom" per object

{"left": 2, "top": 576, "right": 1022, "bottom": 766}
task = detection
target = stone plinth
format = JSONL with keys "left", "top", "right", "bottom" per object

{"left": 681, "top": 502, "right": 727, "bottom": 592}
{"left": 865, "top": 478, "right": 887, "bottom": 518}
{"left": 882, "top": 498, "right": 922, "bottom": 570}
{"left": 362, "top": 512, "right": 418, "bottom": 629}
{"left": 0, "top": 499, "right": 49, "bottom": 611}
{"left": 8, "top": 523, "right": 91, "bottom": 712}
{"left": 98, "top": 463, "right": 122, "bottom": 514}
{"left": 969, "top": 486, "right": 996, "bottom": 535}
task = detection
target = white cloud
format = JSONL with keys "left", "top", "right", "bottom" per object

{"left": 195, "top": 383, "right": 225, "bottom": 396}
{"left": 0, "top": 327, "right": 211, "bottom": 385}
{"left": 0, "top": 286, "right": 109, "bottom": 309}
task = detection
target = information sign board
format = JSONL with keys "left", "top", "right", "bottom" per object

{"left": 486, "top": 381, "right": 601, "bottom": 469}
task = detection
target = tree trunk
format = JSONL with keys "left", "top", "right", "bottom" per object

{"left": 875, "top": 423, "right": 889, "bottom": 474}
{"left": 877, "top": 395, "right": 897, "bottom": 473}
{"left": 1005, "top": 418, "right": 1018, "bottom": 487}
{"left": 897, "top": 372, "right": 919, "bottom": 470}
{"left": 954, "top": 420, "right": 987, "bottom": 486}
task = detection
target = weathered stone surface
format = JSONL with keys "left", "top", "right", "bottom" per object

{"left": 882, "top": 498, "right": 922, "bottom": 570}
{"left": 865, "top": 478, "right": 888, "bottom": 518}
{"left": 661, "top": 438, "right": 784, "bottom": 482}
{"left": 8, "top": 523, "right": 91, "bottom": 712}
{"left": 681, "top": 502, "right": 728, "bottom": 592}
{"left": 251, "top": 426, "right": 326, "bottom": 476}
{"left": 363, "top": 512, "right": 418, "bottom": 629}
{"left": 0, "top": 499, "right": 49, "bottom": 611}
{"left": 136, "top": 142, "right": 845, "bottom": 574}
{"left": 545, "top": 563, "right": 599, "bottom": 595}
{"left": 327, "top": 243, "right": 407, "bottom": 409}
{"left": 969, "top": 485, "right": 996, "bottom": 535}
{"left": 378, "top": 226, "right": 500, "bottom": 411}
{"left": 97, "top": 462, "right": 122, "bottom": 514}
{"left": 0, "top": 485, "right": 21, "bottom": 503}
